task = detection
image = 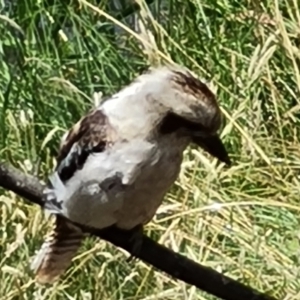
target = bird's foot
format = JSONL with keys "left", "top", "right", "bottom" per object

{"left": 125, "top": 224, "right": 144, "bottom": 263}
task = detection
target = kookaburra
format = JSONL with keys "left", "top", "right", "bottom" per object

{"left": 31, "top": 64, "right": 231, "bottom": 284}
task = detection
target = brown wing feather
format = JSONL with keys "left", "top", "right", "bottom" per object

{"left": 55, "top": 109, "right": 112, "bottom": 183}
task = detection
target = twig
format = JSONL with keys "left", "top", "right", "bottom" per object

{"left": 0, "top": 162, "right": 278, "bottom": 300}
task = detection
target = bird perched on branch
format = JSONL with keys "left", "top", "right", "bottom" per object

{"left": 31, "top": 64, "right": 231, "bottom": 284}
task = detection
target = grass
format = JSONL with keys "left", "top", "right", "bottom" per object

{"left": 1, "top": 0, "right": 300, "bottom": 299}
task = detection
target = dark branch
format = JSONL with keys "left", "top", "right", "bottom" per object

{"left": 114, "top": 0, "right": 155, "bottom": 20}
{"left": 0, "top": 163, "right": 43, "bottom": 206}
{"left": 0, "top": 162, "right": 277, "bottom": 300}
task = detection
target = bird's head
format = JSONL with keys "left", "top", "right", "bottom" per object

{"left": 144, "top": 65, "right": 231, "bottom": 166}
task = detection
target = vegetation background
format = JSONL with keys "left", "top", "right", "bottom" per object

{"left": 1, "top": 0, "right": 300, "bottom": 299}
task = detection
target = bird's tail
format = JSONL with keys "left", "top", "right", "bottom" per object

{"left": 31, "top": 216, "right": 84, "bottom": 284}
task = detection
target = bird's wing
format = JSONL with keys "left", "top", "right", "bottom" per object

{"left": 32, "top": 108, "right": 118, "bottom": 285}
{"left": 43, "top": 108, "right": 117, "bottom": 213}
{"left": 56, "top": 108, "right": 112, "bottom": 183}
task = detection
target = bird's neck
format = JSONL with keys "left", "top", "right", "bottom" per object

{"left": 101, "top": 90, "right": 164, "bottom": 140}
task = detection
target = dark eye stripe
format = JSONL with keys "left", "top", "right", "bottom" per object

{"left": 159, "top": 112, "right": 206, "bottom": 134}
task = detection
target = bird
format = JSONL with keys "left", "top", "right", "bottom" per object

{"left": 31, "top": 64, "right": 231, "bottom": 284}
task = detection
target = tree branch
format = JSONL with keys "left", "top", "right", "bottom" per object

{"left": 114, "top": 0, "right": 156, "bottom": 20}
{"left": 0, "top": 162, "right": 277, "bottom": 300}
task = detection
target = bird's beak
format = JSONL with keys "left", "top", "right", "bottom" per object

{"left": 192, "top": 134, "right": 231, "bottom": 166}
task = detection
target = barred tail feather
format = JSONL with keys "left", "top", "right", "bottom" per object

{"left": 31, "top": 216, "right": 84, "bottom": 284}
{"left": 42, "top": 172, "right": 66, "bottom": 214}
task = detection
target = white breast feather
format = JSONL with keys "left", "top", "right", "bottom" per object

{"left": 48, "top": 139, "right": 157, "bottom": 229}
